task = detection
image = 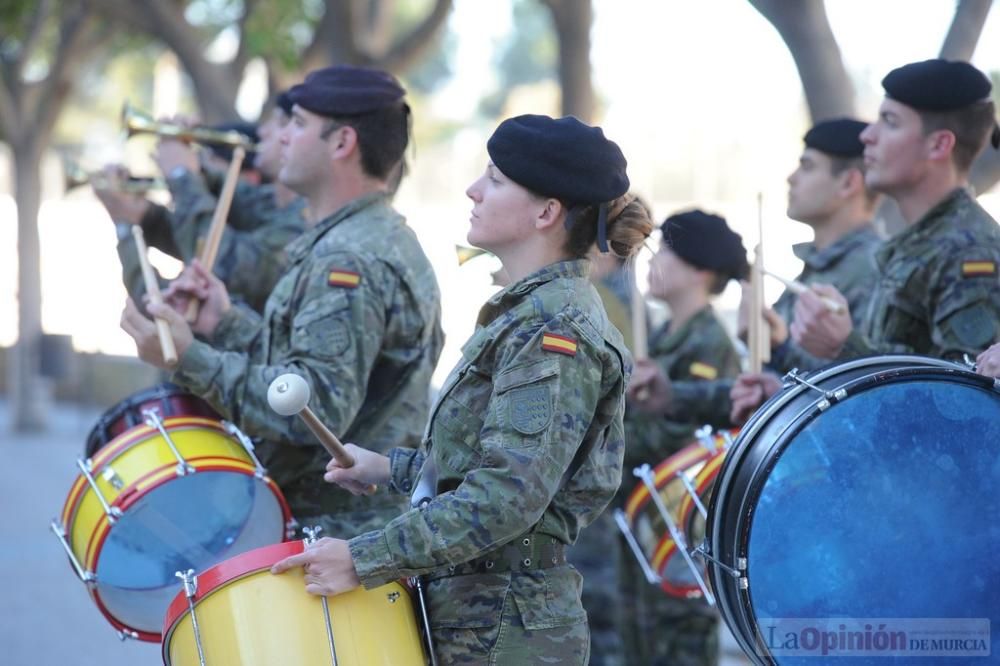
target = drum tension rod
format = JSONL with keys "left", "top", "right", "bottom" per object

{"left": 692, "top": 542, "right": 745, "bottom": 580}
{"left": 177, "top": 569, "right": 207, "bottom": 666}
{"left": 223, "top": 420, "right": 267, "bottom": 479}
{"left": 784, "top": 370, "right": 846, "bottom": 409}
{"left": 144, "top": 409, "right": 196, "bottom": 476}
{"left": 303, "top": 527, "right": 341, "bottom": 666}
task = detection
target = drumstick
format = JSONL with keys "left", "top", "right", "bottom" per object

{"left": 132, "top": 226, "right": 178, "bottom": 366}
{"left": 184, "top": 146, "right": 245, "bottom": 322}
{"left": 630, "top": 266, "right": 650, "bottom": 400}
{"left": 748, "top": 194, "right": 770, "bottom": 373}
{"left": 761, "top": 269, "right": 846, "bottom": 314}
{"left": 267, "top": 374, "right": 377, "bottom": 494}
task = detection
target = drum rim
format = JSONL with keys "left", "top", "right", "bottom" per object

{"left": 706, "top": 355, "right": 992, "bottom": 663}
{"left": 161, "top": 540, "right": 304, "bottom": 640}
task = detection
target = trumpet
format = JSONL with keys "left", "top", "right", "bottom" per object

{"left": 456, "top": 245, "right": 491, "bottom": 265}
{"left": 122, "top": 102, "right": 256, "bottom": 150}
{"left": 64, "top": 162, "right": 164, "bottom": 193}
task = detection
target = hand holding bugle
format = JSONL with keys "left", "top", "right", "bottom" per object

{"left": 267, "top": 374, "right": 377, "bottom": 494}
{"left": 761, "top": 269, "right": 846, "bottom": 314}
{"left": 185, "top": 146, "right": 245, "bottom": 322}
{"left": 132, "top": 226, "right": 178, "bottom": 365}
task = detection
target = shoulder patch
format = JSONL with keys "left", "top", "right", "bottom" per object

{"left": 541, "top": 333, "right": 577, "bottom": 356}
{"left": 961, "top": 260, "right": 997, "bottom": 278}
{"left": 328, "top": 268, "right": 361, "bottom": 288}
{"left": 509, "top": 385, "right": 552, "bottom": 434}
{"left": 689, "top": 361, "right": 718, "bottom": 380}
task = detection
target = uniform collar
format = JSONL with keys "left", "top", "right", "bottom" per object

{"left": 792, "top": 222, "right": 878, "bottom": 272}
{"left": 286, "top": 192, "right": 388, "bottom": 262}
{"left": 476, "top": 259, "right": 590, "bottom": 328}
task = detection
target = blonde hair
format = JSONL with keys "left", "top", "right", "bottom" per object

{"left": 563, "top": 193, "right": 653, "bottom": 259}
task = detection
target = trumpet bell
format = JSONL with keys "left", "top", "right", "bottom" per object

{"left": 456, "top": 245, "right": 490, "bottom": 266}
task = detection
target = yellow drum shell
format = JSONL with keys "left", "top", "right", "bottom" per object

{"left": 163, "top": 541, "right": 427, "bottom": 666}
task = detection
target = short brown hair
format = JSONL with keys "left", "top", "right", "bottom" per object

{"left": 918, "top": 100, "right": 997, "bottom": 172}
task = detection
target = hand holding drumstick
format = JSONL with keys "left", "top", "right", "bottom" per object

{"left": 131, "top": 227, "right": 177, "bottom": 365}
{"left": 267, "top": 374, "right": 384, "bottom": 496}
{"left": 762, "top": 269, "right": 846, "bottom": 314}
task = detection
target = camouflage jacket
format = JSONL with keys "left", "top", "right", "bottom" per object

{"left": 171, "top": 192, "right": 443, "bottom": 521}
{"left": 349, "top": 261, "right": 629, "bottom": 608}
{"left": 843, "top": 188, "right": 1000, "bottom": 361}
{"left": 625, "top": 306, "right": 740, "bottom": 473}
{"left": 117, "top": 173, "right": 305, "bottom": 313}
{"left": 770, "top": 223, "right": 882, "bottom": 373}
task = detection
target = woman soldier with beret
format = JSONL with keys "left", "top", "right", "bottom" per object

{"left": 272, "top": 114, "right": 652, "bottom": 663}
{"left": 619, "top": 210, "right": 747, "bottom": 665}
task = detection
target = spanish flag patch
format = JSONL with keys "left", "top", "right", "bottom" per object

{"left": 328, "top": 269, "right": 361, "bottom": 288}
{"left": 961, "top": 260, "right": 997, "bottom": 278}
{"left": 541, "top": 333, "right": 577, "bottom": 356}
{"left": 689, "top": 361, "right": 718, "bottom": 380}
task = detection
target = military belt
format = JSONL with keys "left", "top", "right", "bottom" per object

{"left": 427, "top": 535, "right": 567, "bottom": 580}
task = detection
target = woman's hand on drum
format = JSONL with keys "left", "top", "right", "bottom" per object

{"left": 120, "top": 297, "right": 194, "bottom": 369}
{"left": 976, "top": 341, "right": 1000, "bottom": 378}
{"left": 627, "top": 359, "right": 672, "bottom": 414}
{"left": 270, "top": 537, "right": 361, "bottom": 596}
{"left": 163, "top": 260, "right": 231, "bottom": 337}
{"left": 729, "top": 371, "right": 782, "bottom": 425}
{"left": 324, "top": 444, "right": 390, "bottom": 495}
{"left": 789, "top": 284, "right": 851, "bottom": 359}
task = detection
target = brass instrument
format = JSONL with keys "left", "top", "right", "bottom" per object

{"left": 456, "top": 245, "right": 491, "bottom": 265}
{"left": 122, "top": 102, "right": 256, "bottom": 150}
{"left": 64, "top": 162, "right": 164, "bottom": 193}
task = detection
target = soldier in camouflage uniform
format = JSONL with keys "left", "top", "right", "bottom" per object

{"left": 121, "top": 65, "right": 443, "bottom": 542}
{"left": 793, "top": 60, "right": 1000, "bottom": 363}
{"left": 618, "top": 210, "right": 746, "bottom": 666}
{"left": 98, "top": 95, "right": 305, "bottom": 314}
{"left": 271, "top": 114, "right": 654, "bottom": 665}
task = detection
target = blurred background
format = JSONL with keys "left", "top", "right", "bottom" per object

{"left": 2, "top": 1, "right": 1000, "bottom": 662}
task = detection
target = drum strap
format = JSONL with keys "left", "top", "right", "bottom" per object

{"left": 425, "top": 534, "right": 567, "bottom": 581}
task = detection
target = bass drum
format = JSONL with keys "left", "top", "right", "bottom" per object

{"left": 707, "top": 355, "right": 1000, "bottom": 664}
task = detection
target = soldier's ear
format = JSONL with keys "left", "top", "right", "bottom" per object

{"left": 839, "top": 167, "right": 865, "bottom": 200}
{"left": 535, "top": 198, "right": 564, "bottom": 231}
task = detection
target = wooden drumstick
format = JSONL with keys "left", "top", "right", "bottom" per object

{"left": 267, "top": 374, "right": 377, "bottom": 494}
{"left": 132, "top": 226, "right": 178, "bottom": 366}
{"left": 185, "top": 146, "right": 245, "bottom": 322}
{"left": 748, "top": 194, "right": 770, "bottom": 373}
{"left": 761, "top": 269, "right": 846, "bottom": 314}
{"left": 630, "top": 267, "right": 650, "bottom": 400}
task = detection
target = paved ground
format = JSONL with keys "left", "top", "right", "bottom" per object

{"left": 1, "top": 399, "right": 750, "bottom": 665}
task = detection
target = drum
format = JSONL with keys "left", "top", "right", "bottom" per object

{"left": 51, "top": 386, "right": 293, "bottom": 641}
{"left": 615, "top": 428, "right": 736, "bottom": 600}
{"left": 706, "top": 356, "right": 1000, "bottom": 663}
{"left": 84, "top": 383, "right": 219, "bottom": 457}
{"left": 162, "top": 540, "right": 428, "bottom": 665}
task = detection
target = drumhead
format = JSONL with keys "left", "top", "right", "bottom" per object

{"left": 707, "top": 356, "right": 1000, "bottom": 664}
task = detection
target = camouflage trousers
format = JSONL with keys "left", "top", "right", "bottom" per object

{"left": 619, "top": 539, "right": 719, "bottom": 666}
{"left": 567, "top": 509, "right": 625, "bottom": 665}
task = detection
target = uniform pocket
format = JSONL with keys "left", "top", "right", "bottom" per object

{"left": 427, "top": 571, "right": 511, "bottom": 629}
{"left": 511, "top": 565, "right": 587, "bottom": 630}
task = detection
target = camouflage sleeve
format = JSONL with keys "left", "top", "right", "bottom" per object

{"left": 348, "top": 318, "right": 611, "bottom": 587}
{"left": 211, "top": 302, "right": 264, "bottom": 352}
{"left": 164, "top": 170, "right": 218, "bottom": 261}
{"left": 206, "top": 221, "right": 298, "bottom": 313}
{"left": 116, "top": 206, "right": 173, "bottom": 308}
{"left": 388, "top": 446, "right": 425, "bottom": 495}
{"left": 929, "top": 255, "right": 1000, "bottom": 360}
{"left": 670, "top": 379, "right": 735, "bottom": 430}
{"left": 171, "top": 250, "right": 395, "bottom": 446}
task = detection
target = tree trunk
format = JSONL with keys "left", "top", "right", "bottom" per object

{"left": 540, "top": 0, "right": 595, "bottom": 122}
{"left": 9, "top": 141, "right": 47, "bottom": 431}
{"left": 748, "top": 0, "right": 855, "bottom": 121}
{"left": 940, "top": 0, "right": 993, "bottom": 60}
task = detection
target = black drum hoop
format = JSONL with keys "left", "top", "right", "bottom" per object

{"left": 705, "top": 355, "right": 994, "bottom": 664}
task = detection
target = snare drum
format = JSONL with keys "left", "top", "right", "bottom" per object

{"left": 615, "top": 428, "right": 736, "bottom": 599}
{"left": 706, "top": 356, "right": 1000, "bottom": 663}
{"left": 52, "top": 386, "right": 293, "bottom": 641}
{"left": 162, "top": 540, "right": 428, "bottom": 665}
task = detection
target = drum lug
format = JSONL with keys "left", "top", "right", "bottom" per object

{"left": 76, "top": 458, "right": 123, "bottom": 524}
{"left": 694, "top": 425, "right": 718, "bottom": 453}
{"left": 176, "top": 569, "right": 208, "bottom": 666}
{"left": 117, "top": 629, "right": 139, "bottom": 641}
{"left": 613, "top": 508, "right": 662, "bottom": 585}
{"left": 143, "top": 409, "right": 196, "bottom": 476}
{"left": 49, "top": 520, "right": 96, "bottom": 585}
{"left": 223, "top": 420, "right": 268, "bottom": 479}
{"left": 101, "top": 466, "right": 125, "bottom": 491}
{"left": 738, "top": 577, "right": 749, "bottom": 590}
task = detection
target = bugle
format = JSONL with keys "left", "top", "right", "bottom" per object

{"left": 122, "top": 102, "right": 256, "bottom": 150}
{"left": 64, "top": 162, "right": 164, "bottom": 193}
{"left": 456, "top": 244, "right": 491, "bottom": 265}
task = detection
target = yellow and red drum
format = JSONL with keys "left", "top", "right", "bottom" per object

{"left": 51, "top": 384, "right": 293, "bottom": 641}
{"left": 162, "top": 540, "right": 428, "bottom": 665}
{"left": 614, "top": 427, "right": 736, "bottom": 601}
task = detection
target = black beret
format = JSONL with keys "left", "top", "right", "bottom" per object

{"left": 205, "top": 121, "right": 258, "bottom": 170}
{"left": 275, "top": 90, "right": 294, "bottom": 116}
{"left": 487, "top": 114, "right": 629, "bottom": 205}
{"left": 882, "top": 59, "right": 992, "bottom": 111}
{"left": 803, "top": 118, "right": 867, "bottom": 158}
{"left": 287, "top": 65, "right": 406, "bottom": 117}
{"left": 662, "top": 209, "right": 748, "bottom": 281}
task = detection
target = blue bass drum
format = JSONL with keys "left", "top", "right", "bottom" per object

{"left": 706, "top": 356, "right": 1000, "bottom": 664}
